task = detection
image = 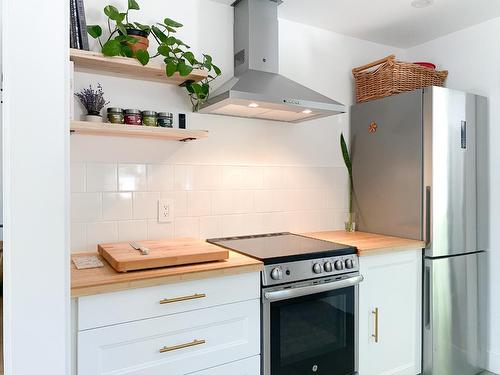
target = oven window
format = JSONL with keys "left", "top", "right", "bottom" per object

{"left": 270, "top": 286, "right": 355, "bottom": 375}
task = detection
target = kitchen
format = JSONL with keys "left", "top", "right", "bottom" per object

{"left": 1, "top": 0, "right": 499, "bottom": 374}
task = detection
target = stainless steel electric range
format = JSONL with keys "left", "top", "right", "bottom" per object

{"left": 208, "top": 232, "right": 363, "bottom": 375}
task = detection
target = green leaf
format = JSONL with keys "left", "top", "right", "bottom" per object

{"left": 87, "top": 25, "right": 102, "bottom": 39}
{"left": 117, "top": 23, "right": 127, "bottom": 36}
{"left": 182, "top": 51, "right": 196, "bottom": 65}
{"left": 102, "top": 39, "right": 122, "bottom": 56}
{"left": 203, "top": 54, "right": 213, "bottom": 65}
{"left": 157, "top": 45, "right": 171, "bottom": 56}
{"left": 190, "top": 83, "right": 203, "bottom": 96}
{"left": 128, "top": 0, "right": 140, "bottom": 10}
{"left": 120, "top": 44, "right": 133, "bottom": 57}
{"left": 104, "top": 5, "right": 121, "bottom": 21}
{"left": 152, "top": 26, "right": 169, "bottom": 44}
{"left": 177, "top": 61, "right": 194, "bottom": 77}
{"left": 166, "top": 61, "right": 178, "bottom": 77}
{"left": 201, "top": 83, "right": 210, "bottom": 95}
{"left": 164, "top": 18, "right": 183, "bottom": 28}
{"left": 185, "top": 82, "right": 195, "bottom": 94}
{"left": 165, "top": 26, "right": 177, "bottom": 33}
{"left": 212, "top": 64, "right": 222, "bottom": 76}
{"left": 166, "top": 36, "right": 177, "bottom": 46}
{"left": 134, "top": 22, "right": 150, "bottom": 32}
{"left": 116, "top": 13, "right": 126, "bottom": 23}
{"left": 135, "top": 49, "right": 150, "bottom": 65}
{"left": 340, "top": 133, "right": 352, "bottom": 174}
{"left": 175, "top": 38, "right": 190, "bottom": 48}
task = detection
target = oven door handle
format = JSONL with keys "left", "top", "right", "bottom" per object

{"left": 263, "top": 275, "right": 364, "bottom": 302}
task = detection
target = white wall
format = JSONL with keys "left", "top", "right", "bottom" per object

{"left": 406, "top": 17, "right": 500, "bottom": 373}
{"left": 72, "top": 0, "right": 402, "bottom": 251}
{"left": 2, "top": 0, "right": 70, "bottom": 374}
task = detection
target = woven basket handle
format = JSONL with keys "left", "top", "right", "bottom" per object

{"left": 352, "top": 55, "right": 396, "bottom": 74}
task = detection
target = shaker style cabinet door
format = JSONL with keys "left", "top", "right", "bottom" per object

{"left": 190, "top": 356, "right": 260, "bottom": 375}
{"left": 358, "top": 249, "right": 422, "bottom": 375}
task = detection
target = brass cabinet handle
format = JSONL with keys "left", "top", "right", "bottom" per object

{"left": 159, "top": 293, "right": 206, "bottom": 305}
{"left": 159, "top": 339, "right": 206, "bottom": 353}
{"left": 372, "top": 307, "right": 379, "bottom": 343}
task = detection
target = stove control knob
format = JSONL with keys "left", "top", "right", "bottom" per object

{"left": 270, "top": 267, "right": 283, "bottom": 280}
{"left": 334, "top": 260, "right": 345, "bottom": 271}
{"left": 323, "top": 262, "right": 333, "bottom": 272}
{"left": 345, "top": 259, "right": 354, "bottom": 269}
{"left": 312, "top": 263, "right": 323, "bottom": 274}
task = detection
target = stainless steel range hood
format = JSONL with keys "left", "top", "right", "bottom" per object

{"left": 198, "top": 0, "right": 346, "bottom": 123}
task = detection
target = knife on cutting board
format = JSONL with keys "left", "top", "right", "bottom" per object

{"left": 129, "top": 241, "right": 150, "bottom": 255}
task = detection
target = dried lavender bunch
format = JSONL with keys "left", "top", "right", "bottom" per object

{"left": 74, "top": 84, "right": 110, "bottom": 115}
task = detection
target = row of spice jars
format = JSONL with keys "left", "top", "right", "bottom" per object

{"left": 107, "top": 108, "right": 173, "bottom": 128}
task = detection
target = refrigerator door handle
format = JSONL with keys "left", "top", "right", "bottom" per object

{"left": 425, "top": 266, "right": 431, "bottom": 329}
{"left": 425, "top": 186, "right": 431, "bottom": 247}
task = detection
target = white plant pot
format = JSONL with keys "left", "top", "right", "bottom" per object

{"left": 84, "top": 114, "right": 103, "bottom": 123}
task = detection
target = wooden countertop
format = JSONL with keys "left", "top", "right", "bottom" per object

{"left": 71, "top": 250, "right": 263, "bottom": 298}
{"left": 305, "top": 231, "right": 425, "bottom": 256}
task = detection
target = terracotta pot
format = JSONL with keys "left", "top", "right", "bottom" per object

{"left": 126, "top": 28, "right": 150, "bottom": 55}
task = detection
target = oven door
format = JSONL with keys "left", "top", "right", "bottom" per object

{"left": 262, "top": 273, "right": 362, "bottom": 375}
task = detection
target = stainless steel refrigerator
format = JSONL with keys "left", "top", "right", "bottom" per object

{"left": 351, "top": 87, "right": 488, "bottom": 375}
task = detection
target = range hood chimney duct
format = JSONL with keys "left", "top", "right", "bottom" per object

{"left": 198, "top": 0, "right": 346, "bottom": 123}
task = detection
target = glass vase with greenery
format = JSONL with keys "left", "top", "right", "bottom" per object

{"left": 340, "top": 132, "right": 355, "bottom": 232}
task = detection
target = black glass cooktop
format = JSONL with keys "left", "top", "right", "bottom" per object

{"left": 207, "top": 232, "right": 356, "bottom": 264}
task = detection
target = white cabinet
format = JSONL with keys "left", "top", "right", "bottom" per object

{"left": 358, "top": 249, "right": 422, "bottom": 375}
{"left": 192, "top": 356, "right": 260, "bottom": 375}
{"left": 74, "top": 272, "right": 261, "bottom": 375}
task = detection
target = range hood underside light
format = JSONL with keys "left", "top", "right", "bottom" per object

{"left": 199, "top": 97, "right": 344, "bottom": 123}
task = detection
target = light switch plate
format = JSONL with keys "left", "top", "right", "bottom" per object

{"left": 158, "top": 199, "right": 173, "bottom": 223}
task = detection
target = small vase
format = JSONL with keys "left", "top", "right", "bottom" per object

{"left": 344, "top": 212, "right": 356, "bottom": 232}
{"left": 84, "top": 114, "right": 103, "bottom": 123}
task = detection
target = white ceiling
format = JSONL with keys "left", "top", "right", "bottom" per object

{"left": 211, "top": 0, "right": 500, "bottom": 48}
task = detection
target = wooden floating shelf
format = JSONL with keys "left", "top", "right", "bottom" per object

{"left": 70, "top": 121, "right": 209, "bottom": 142}
{"left": 70, "top": 48, "right": 208, "bottom": 86}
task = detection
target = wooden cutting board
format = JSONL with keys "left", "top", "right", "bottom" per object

{"left": 98, "top": 238, "right": 229, "bottom": 273}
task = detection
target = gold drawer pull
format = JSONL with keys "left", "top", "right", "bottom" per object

{"left": 372, "top": 307, "right": 379, "bottom": 343}
{"left": 159, "top": 339, "right": 206, "bottom": 353}
{"left": 159, "top": 293, "right": 206, "bottom": 305}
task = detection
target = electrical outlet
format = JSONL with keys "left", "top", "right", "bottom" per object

{"left": 158, "top": 199, "right": 173, "bottom": 223}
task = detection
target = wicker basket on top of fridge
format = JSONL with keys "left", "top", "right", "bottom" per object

{"left": 352, "top": 55, "right": 448, "bottom": 103}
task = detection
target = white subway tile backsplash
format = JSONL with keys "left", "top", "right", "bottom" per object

{"left": 86, "top": 163, "right": 117, "bottom": 192}
{"left": 199, "top": 216, "right": 223, "bottom": 239}
{"left": 147, "top": 164, "right": 174, "bottom": 191}
{"left": 70, "top": 163, "right": 86, "bottom": 193}
{"left": 119, "top": 164, "right": 147, "bottom": 191}
{"left": 71, "top": 193, "right": 101, "bottom": 221}
{"left": 174, "top": 217, "right": 200, "bottom": 238}
{"left": 70, "top": 222, "right": 87, "bottom": 252}
{"left": 118, "top": 220, "right": 148, "bottom": 242}
{"left": 212, "top": 190, "right": 254, "bottom": 215}
{"left": 133, "top": 192, "right": 160, "bottom": 219}
{"left": 187, "top": 191, "right": 211, "bottom": 216}
{"left": 147, "top": 219, "right": 174, "bottom": 240}
{"left": 254, "top": 190, "right": 286, "bottom": 212}
{"left": 73, "top": 163, "right": 347, "bottom": 245}
{"left": 102, "top": 192, "right": 133, "bottom": 220}
{"left": 222, "top": 213, "right": 264, "bottom": 237}
{"left": 161, "top": 191, "right": 187, "bottom": 217}
{"left": 86, "top": 221, "right": 118, "bottom": 251}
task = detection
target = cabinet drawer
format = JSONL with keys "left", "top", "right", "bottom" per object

{"left": 78, "top": 272, "right": 259, "bottom": 330}
{"left": 78, "top": 299, "right": 260, "bottom": 375}
{"left": 192, "top": 356, "right": 260, "bottom": 375}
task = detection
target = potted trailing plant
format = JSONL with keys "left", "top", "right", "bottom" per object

{"left": 340, "top": 133, "right": 355, "bottom": 232}
{"left": 75, "top": 84, "right": 109, "bottom": 122}
{"left": 149, "top": 17, "right": 222, "bottom": 111}
{"left": 86, "top": 1, "right": 222, "bottom": 111}
{"left": 87, "top": 0, "right": 151, "bottom": 65}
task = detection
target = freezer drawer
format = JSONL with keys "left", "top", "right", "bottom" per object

{"left": 423, "top": 252, "right": 485, "bottom": 375}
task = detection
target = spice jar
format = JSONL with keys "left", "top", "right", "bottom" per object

{"left": 157, "top": 112, "right": 173, "bottom": 128}
{"left": 107, "top": 107, "right": 124, "bottom": 124}
{"left": 124, "top": 109, "right": 142, "bottom": 125}
{"left": 142, "top": 110, "right": 158, "bottom": 127}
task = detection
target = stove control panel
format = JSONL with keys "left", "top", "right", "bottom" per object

{"left": 262, "top": 254, "right": 359, "bottom": 286}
